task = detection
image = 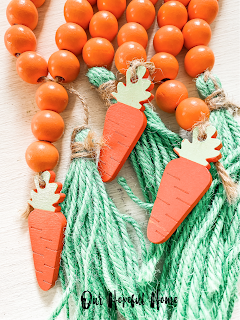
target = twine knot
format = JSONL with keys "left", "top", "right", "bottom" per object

{"left": 71, "top": 126, "right": 104, "bottom": 160}
{"left": 97, "top": 80, "right": 118, "bottom": 107}
{"left": 128, "top": 59, "right": 155, "bottom": 81}
{"left": 193, "top": 119, "right": 238, "bottom": 203}
{"left": 202, "top": 71, "right": 239, "bottom": 113}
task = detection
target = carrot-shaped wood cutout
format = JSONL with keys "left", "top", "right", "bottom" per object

{"left": 98, "top": 66, "right": 154, "bottom": 182}
{"left": 28, "top": 171, "right": 66, "bottom": 291}
{"left": 147, "top": 125, "right": 222, "bottom": 244}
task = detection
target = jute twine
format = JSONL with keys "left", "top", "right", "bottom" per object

{"left": 23, "top": 80, "right": 95, "bottom": 218}
{"left": 97, "top": 80, "right": 118, "bottom": 107}
{"left": 194, "top": 70, "right": 240, "bottom": 202}
{"left": 203, "top": 70, "right": 240, "bottom": 113}
{"left": 70, "top": 125, "right": 104, "bottom": 161}
{"left": 194, "top": 118, "right": 238, "bottom": 203}
{"left": 127, "top": 59, "right": 155, "bottom": 81}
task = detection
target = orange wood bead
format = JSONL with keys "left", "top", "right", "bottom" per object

{"left": 89, "top": 11, "right": 118, "bottom": 42}
{"left": 115, "top": 41, "right": 147, "bottom": 75}
{"left": 156, "top": 80, "right": 188, "bottom": 113}
{"left": 4, "top": 25, "right": 37, "bottom": 56}
{"left": 25, "top": 141, "right": 59, "bottom": 172}
{"left": 97, "top": 0, "right": 126, "bottom": 19}
{"left": 164, "top": 0, "right": 190, "bottom": 6}
{"left": 117, "top": 22, "right": 148, "bottom": 49}
{"left": 31, "top": 110, "right": 65, "bottom": 142}
{"left": 175, "top": 97, "right": 210, "bottom": 130}
{"left": 64, "top": 0, "right": 93, "bottom": 30}
{"left": 153, "top": 25, "right": 184, "bottom": 56}
{"left": 150, "top": 52, "right": 179, "bottom": 83}
{"left": 87, "top": 0, "right": 97, "bottom": 5}
{"left": 82, "top": 38, "right": 114, "bottom": 68}
{"left": 157, "top": 1, "right": 188, "bottom": 30}
{"left": 55, "top": 23, "right": 87, "bottom": 56}
{"left": 126, "top": 0, "right": 156, "bottom": 30}
{"left": 36, "top": 82, "right": 69, "bottom": 113}
{"left": 188, "top": 0, "right": 219, "bottom": 24}
{"left": 16, "top": 51, "right": 48, "bottom": 84}
{"left": 6, "top": 0, "right": 38, "bottom": 31}
{"left": 150, "top": 0, "right": 158, "bottom": 4}
{"left": 182, "top": 19, "right": 212, "bottom": 50}
{"left": 184, "top": 45, "right": 215, "bottom": 78}
{"left": 48, "top": 50, "right": 80, "bottom": 83}
{"left": 30, "top": 0, "right": 45, "bottom": 7}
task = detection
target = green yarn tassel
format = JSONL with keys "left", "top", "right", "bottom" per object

{"left": 87, "top": 67, "right": 240, "bottom": 320}
{"left": 50, "top": 127, "right": 160, "bottom": 320}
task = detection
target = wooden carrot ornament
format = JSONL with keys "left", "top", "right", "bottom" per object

{"left": 147, "top": 125, "right": 222, "bottom": 244}
{"left": 98, "top": 65, "right": 154, "bottom": 182}
{"left": 28, "top": 171, "right": 67, "bottom": 291}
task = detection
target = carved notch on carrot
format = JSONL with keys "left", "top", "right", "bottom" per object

{"left": 147, "top": 125, "right": 222, "bottom": 244}
{"left": 98, "top": 66, "right": 154, "bottom": 183}
{"left": 28, "top": 171, "right": 67, "bottom": 291}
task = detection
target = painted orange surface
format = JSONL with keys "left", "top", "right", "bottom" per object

{"left": 98, "top": 102, "right": 147, "bottom": 182}
{"left": 156, "top": 80, "right": 188, "bottom": 113}
{"left": 150, "top": 52, "right": 179, "bottom": 83}
{"left": 184, "top": 45, "right": 215, "bottom": 78}
{"left": 153, "top": 25, "right": 184, "bottom": 56}
{"left": 82, "top": 38, "right": 115, "bottom": 68}
{"left": 31, "top": 110, "right": 65, "bottom": 142}
{"left": 64, "top": 0, "right": 93, "bottom": 30}
{"left": 126, "top": 0, "right": 156, "bottom": 30}
{"left": 25, "top": 141, "right": 59, "bottom": 172}
{"left": 4, "top": 25, "right": 37, "bottom": 56}
{"left": 164, "top": 0, "right": 190, "bottom": 5}
{"left": 30, "top": 0, "right": 45, "bottom": 7}
{"left": 6, "top": 0, "right": 38, "bottom": 30}
{"left": 48, "top": 50, "right": 80, "bottom": 83}
{"left": 28, "top": 209, "right": 67, "bottom": 291}
{"left": 35, "top": 82, "right": 69, "bottom": 113}
{"left": 115, "top": 41, "right": 147, "bottom": 75}
{"left": 175, "top": 97, "right": 210, "bottom": 130}
{"left": 97, "top": 0, "right": 126, "bottom": 19}
{"left": 55, "top": 23, "right": 87, "bottom": 56}
{"left": 157, "top": 1, "right": 188, "bottom": 30}
{"left": 117, "top": 22, "right": 148, "bottom": 49}
{"left": 147, "top": 157, "right": 212, "bottom": 244}
{"left": 182, "top": 19, "right": 212, "bottom": 50}
{"left": 89, "top": 11, "right": 118, "bottom": 42}
{"left": 188, "top": 0, "right": 219, "bottom": 24}
{"left": 16, "top": 51, "right": 48, "bottom": 84}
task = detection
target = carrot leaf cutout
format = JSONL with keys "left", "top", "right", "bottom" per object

{"left": 174, "top": 125, "right": 222, "bottom": 168}
{"left": 28, "top": 171, "right": 61, "bottom": 212}
{"left": 112, "top": 66, "right": 152, "bottom": 109}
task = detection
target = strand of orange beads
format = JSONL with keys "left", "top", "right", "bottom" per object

{"left": 112, "top": 0, "right": 219, "bottom": 132}
{"left": 4, "top": 0, "right": 91, "bottom": 291}
{"left": 4, "top": 0, "right": 84, "bottom": 174}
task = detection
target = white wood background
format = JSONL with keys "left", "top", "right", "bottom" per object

{"left": 0, "top": 0, "right": 240, "bottom": 319}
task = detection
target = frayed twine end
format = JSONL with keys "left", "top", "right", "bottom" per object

{"left": 194, "top": 120, "right": 238, "bottom": 203}
{"left": 202, "top": 70, "right": 240, "bottom": 114}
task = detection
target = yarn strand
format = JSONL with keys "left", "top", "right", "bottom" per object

{"left": 87, "top": 66, "right": 240, "bottom": 320}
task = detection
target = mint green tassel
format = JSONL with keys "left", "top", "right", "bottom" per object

{"left": 50, "top": 127, "right": 161, "bottom": 320}
{"left": 87, "top": 68, "right": 240, "bottom": 320}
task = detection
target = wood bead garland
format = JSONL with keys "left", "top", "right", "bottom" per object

{"left": 4, "top": 0, "right": 87, "bottom": 292}
{"left": 4, "top": 0, "right": 234, "bottom": 300}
